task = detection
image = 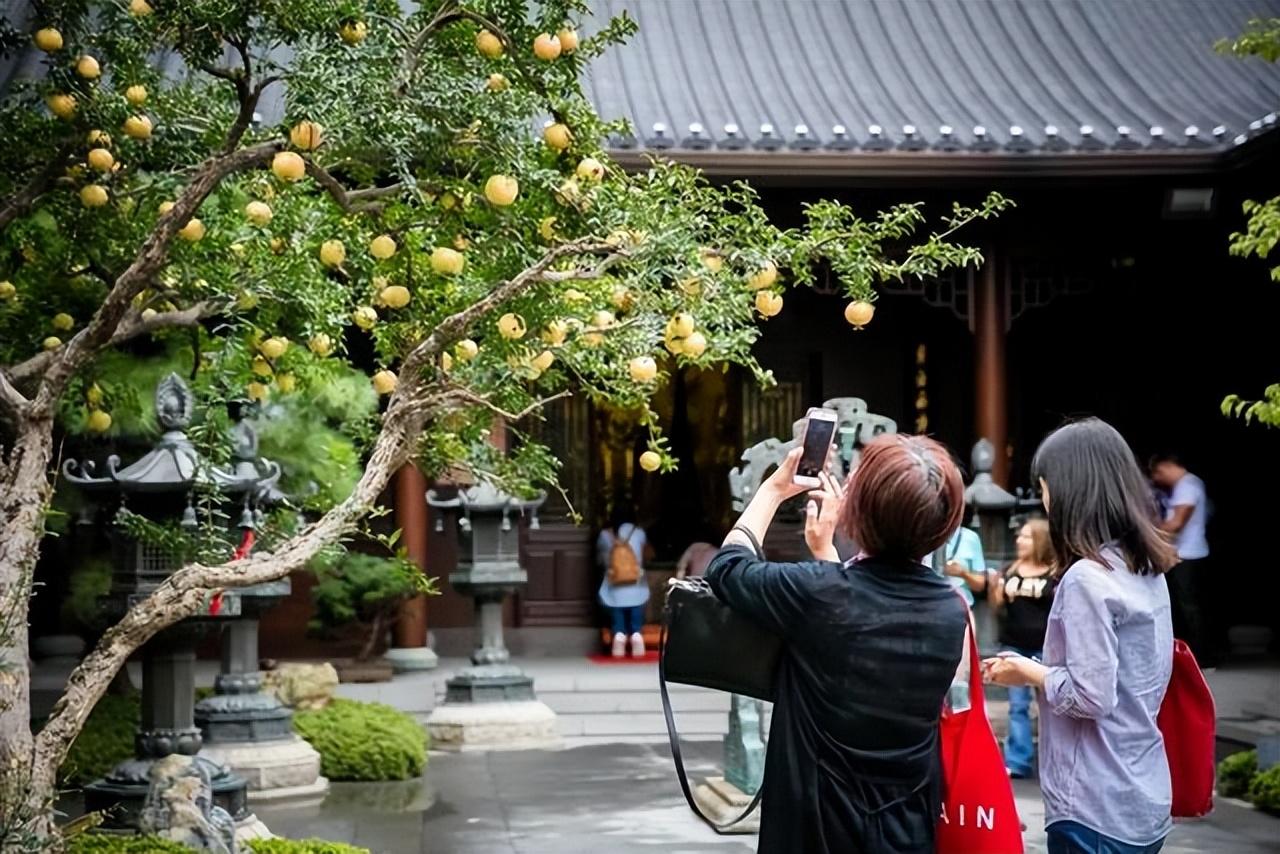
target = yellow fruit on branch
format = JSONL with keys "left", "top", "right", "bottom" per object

{"left": 276, "top": 373, "right": 296, "bottom": 393}
{"left": 76, "top": 55, "right": 101, "bottom": 80}
{"left": 541, "top": 319, "right": 569, "bottom": 346}
{"left": 430, "top": 246, "right": 465, "bottom": 276}
{"left": 271, "top": 151, "right": 306, "bottom": 182}
{"left": 682, "top": 331, "right": 708, "bottom": 357}
{"left": 178, "top": 218, "right": 205, "bottom": 241}
{"left": 125, "top": 84, "right": 147, "bottom": 106}
{"left": 486, "top": 73, "right": 509, "bottom": 91}
{"left": 629, "top": 356, "right": 657, "bottom": 383}
{"left": 372, "top": 369, "right": 398, "bottom": 395}
{"left": 531, "top": 350, "right": 555, "bottom": 373}
{"left": 319, "top": 239, "right": 346, "bottom": 268}
{"left": 247, "top": 381, "right": 269, "bottom": 402}
{"left": 259, "top": 336, "right": 288, "bottom": 359}
{"left": 308, "top": 333, "right": 334, "bottom": 356}
{"left": 340, "top": 20, "right": 367, "bottom": 45}
{"left": 639, "top": 450, "right": 662, "bottom": 472}
{"left": 700, "top": 248, "right": 724, "bottom": 272}
{"left": 380, "top": 284, "right": 410, "bottom": 309}
{"left": 591, "top": 309, "right": 616, "bottom": 329}
{"left": 251, "top": 356, "right": 273, "bottom": 377}
{"left": 441, "top": 352, "right": 454, "bottom": 372}
{"left": 369, "top": 234, "right": 397, "bottom": 259}
{"left": 47, "top": 94, "right": 76, "bottom": 120}
{"left": 475, "top": 30, "right": 503, "bottom": 59}
{"left": 0, "top": 281, "right": 16, "bottom": 300}
{"left": 455, "top": 339, "right": 479, "bottom": 361}
{"left": 844, "top": 299, "right": 875, "bottom": 329}
{"left": 575, "top": 156, "right": 605, "bottom": 182}
{"left": 533, "top": 33, "right": 562, "bottom": 61}
{"left": 244, "top": 200, "right": 272, "bottom": 225}
{"left": 86, "top": 129, "right": 111, "bottom": 147}
{"left": 747, "top": 260, "right": 778, "bottom": 291}
{"left": 557, "top": 27, "right": 580, "bottom": 53}
{"left": 538, "top": 216, "right": 558, "bottom": 242}
{"left": 87, "top": 148, "right": 114, "bottom": 172}
{"left": 34, "top": 28, "right": 63, "bottom": 52}
{"left": 543, "top": 123, "right": 572, "bottom": 152}
{"left": 352, "top": 305, "right": 378, "bottom": 330}
{"left": 670, "top": 312, "right": 695, "bottom": 338}
{"left": 755, "top": 290, "right": 783, "bottom": 318}
{"left": 87, "top": 409, "right": 112, "bottom": 433}
{"left": 611, "top": 287, "right": 634, "bottom": 312}
{"left": 158, "top": 200, "right": 175, "bottom": 215}
{"left": 129, "top": 0, "right": 154, "bottom": 16}
{"left": 289, "top": 120, "right": 323, "bottom": 151}
{"left": 43, "top": 336, "right": 62, "bottom": 351}
{"left": 79, "top": 184, "right": 109, "bottom": 207}
{"left": 497, "top": 313, "right": 526, "bottom": 339}
{"left": 86, "top": 383, "right": 103, "bottom": 407}
{"left": 562, "top": 288, "right": 588, "bottom": 303}
{"left": 122, "top": 115, "right": 153, "bottom": 139}
{"left": 484, "top": 174, "right": 518, "bottom": 206}
{"left": 52, "top": 312, "right": 74, "bottom": 331}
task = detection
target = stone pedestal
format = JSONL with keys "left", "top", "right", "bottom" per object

{"left": 427, "top": 699, "right": 558, "bottom": 751}
{"left": 385, "top": 645, "right": 438, "bottom": 672}
{"left": 691, "top": 777, "right": 761, "bottom": 833}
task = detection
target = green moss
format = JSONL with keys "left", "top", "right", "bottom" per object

{"left": 1248, "top": 764, "right": 1280, "bottom": 815}
{"left": 66, "top": 835, "right": 371, "bottom": 854}
{"left": 293, "top": 698, "right": 426, "bottom": 782}
{"left": 1217, "top": 749, "right": 1259, "bottom": 799}
{"left": 58, "top": 694, "right": 140, "bottom": 788}
{"left": 247, "top": 839, "right": 371, "bottom": 854}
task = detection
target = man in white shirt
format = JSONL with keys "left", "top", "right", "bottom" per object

{"left": 1150, "top": 453, "right": 1211, "bottom": 661}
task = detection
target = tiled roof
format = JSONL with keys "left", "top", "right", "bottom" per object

{"left": 583, "top": 0, "right": 1280, "bottom": 156}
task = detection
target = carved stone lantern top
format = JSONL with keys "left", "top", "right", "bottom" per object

{"left": 964, "top": 438, "right": 1016, "bottom": 511}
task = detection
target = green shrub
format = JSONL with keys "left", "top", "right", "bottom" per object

{"left": 1248, "top": 764, "right": 1280, "bottom": 815}
{"left": 58, "top": 694, "right": 140, "bottom": 787}
{"left": 67, "top": 834, "right": 191, "bottom": 854}
{"left": 247, "top": 839, "right": 371, "bottom": 854}
{"left": 293, "top": 698, "right": 426, "bottom": 782}
{"left": 1217, "top": 749, "right": 1259, "bottom": 799}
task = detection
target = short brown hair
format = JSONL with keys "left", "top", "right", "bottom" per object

{"left": 839, "top": 434, "right": 965, "bottom": 560}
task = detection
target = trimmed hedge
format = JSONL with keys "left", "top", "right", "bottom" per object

{"left": 59, "top": 694, "right": 139, "bottom": 787}
{"left": 293, "top": 698, "right": 426, "bottom": 782}
{"left": 67, "top": 836, "right": 371, "bottom": 854}
{"left": 1249, "top": 765, "right": 1280, "bottom": 816}
{"left": 1217, "top": 749, "right": 1259, "bottom": 799}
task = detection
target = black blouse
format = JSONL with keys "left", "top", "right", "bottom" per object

{"left": 705, "top": 545, "right": 969, "bottom": 854}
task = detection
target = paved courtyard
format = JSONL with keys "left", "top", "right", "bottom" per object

{"left": 254, "top": 740, "right": 1280, "bottom": 854}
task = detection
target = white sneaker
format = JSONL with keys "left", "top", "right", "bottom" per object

{"left": 611, "top": 632, "right": 627, "bottom": 658}
{"left": 630, "top": 632, "right": 646, "bottom": 657}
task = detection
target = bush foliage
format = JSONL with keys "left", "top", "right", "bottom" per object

{"left": 1217, "top": 749, "right": 1259, "bottom": 799}
{"left": 292, "top": 698, "right": 426, "bottom": 782}
{"left": 68, "top": 835, "right": 371, "bottom": 853}
{"left": 57, "top": 694, "right": 138, "bottom": 788}
{"left": 1248, "top": 764, "right": 1280, "bottom": 815}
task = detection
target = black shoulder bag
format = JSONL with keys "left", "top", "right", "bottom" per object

{"left": 659, "top": 528, "right": 783, "bottom": 831}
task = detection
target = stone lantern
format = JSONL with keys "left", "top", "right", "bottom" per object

{"left": 62, "top": 374, "right": 278, "bottom": 834}
{"left": 423, "top": 482, "right": 558, "bottom": 750}
{"left": 963, "top": 438, "right": 1018, "bottom": 567}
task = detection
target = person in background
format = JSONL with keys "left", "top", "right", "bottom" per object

{"left": 1149, "top": 452, "right": 1211, "bottom": 663}
{"left": 931, "top": 518, "right": 987, "bottom": 709}
{"left": 989, "top": 518, "right": 1057, "bottom": 778}
{"left": 676, "top": 536, "right": 719, "bottom": 580}
{"left": 596, "top": 504, "right": 654, "bottom": 658}
{"left": 984, "top": 418, "right": 1176, "bottom": 854}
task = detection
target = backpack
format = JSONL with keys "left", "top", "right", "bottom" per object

{"left": 607, "top": 526, "right": 642, "bottom": 585}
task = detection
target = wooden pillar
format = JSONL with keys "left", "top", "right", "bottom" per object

{"left": 393, "top": 463, "right": 429, "bottom": 648}
{"left": 974, "top": 250, "right": 1009, "bottom": 487}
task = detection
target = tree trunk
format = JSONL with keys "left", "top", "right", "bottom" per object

{"left": 357, "top": 609, "right": 388, "bottom": 663}
{"left": 0, "top": 420, "right": 56, "bottom": 849}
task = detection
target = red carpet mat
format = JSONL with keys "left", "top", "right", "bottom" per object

{"left": 587, "top": 651, "right": 661, "bottom": 664}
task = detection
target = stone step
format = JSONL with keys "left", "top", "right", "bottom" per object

{"left": 557, "top": 710, "right": 729, "bottom": 737}
{"left": 538, "top": 688, "right": 730, "bottom": 715}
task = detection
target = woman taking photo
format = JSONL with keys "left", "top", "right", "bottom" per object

{"left": 984, "top": 418, "right": 1176, "bottom": 854}
{"left": 705, "top": 434, "right": 970, "bottom": 853}
{"left": 989, "top": 518, "right": 1056, "bottom": 778}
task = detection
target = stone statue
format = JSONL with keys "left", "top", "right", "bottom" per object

{"left": 155, "top": 372, "right": 194, "bottom": 431}
{"left": 139, "top": 755, "right": 237, "bottom": 853}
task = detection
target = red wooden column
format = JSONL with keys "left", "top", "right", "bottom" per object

{"left": 393, "top": 463, "right": 429, "bottom": 649}
{"left": 973, "top": 250, "right": 1009, "bottom": 487}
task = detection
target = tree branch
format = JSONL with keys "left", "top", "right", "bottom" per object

{"left": 446, "top": 387, "right": 572, "bottom": 422}
{"left": 303, "top": 159, "right": 401, "bottom": 213}
{"left": 0, "top": 142, "right": 76, "bottom": 232}
{"left": 397, "top": 0, "right": 462, "bottom": 96}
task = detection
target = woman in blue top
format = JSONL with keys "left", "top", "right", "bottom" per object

{"left": 596, "top": 504, "right": 653, "bottom": 657}
{"left": 983, "top": 418, "right": 1177, "bottom": 854}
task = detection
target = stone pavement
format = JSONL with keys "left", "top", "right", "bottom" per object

{"left": 254, "top": 741, "right": 1280, "bottom": 854}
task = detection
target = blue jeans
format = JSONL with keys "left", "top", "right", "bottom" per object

{"left": 1003, "top": 645, "right": 1040, "bottom": 776}
{"left": 1047, "top": 821, "right": 1165, "bottom": 854}
{"left": 609, "top": 604, "right": 645, "bottom": 636}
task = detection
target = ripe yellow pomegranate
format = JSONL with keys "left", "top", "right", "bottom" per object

{"left": 259, "top": 336, "right": 288, "bottom": 359}
{"left": 670, "top": 312, "right": 695, "bottom": 338}
{"left": 0, "top": 281, "right": 16, "bottom": 300}
{"left": 475, "top": 30, "right": 503, "bottom": 59}
{"left": 531, "top": 350, "right": 555, "bottom": 373}
{"left": 380, "top": 284, "right": 410, "bottom": 309}
{"left": 562, "top": 288, "right": 588, "bottom": 303}
{"left": 747, "top": 260, "right": 778, "bottom": 291}
{"left": 309, "top": 333, "right": 334, "bottom": 356}
{"left": 289, "top": 120, "right": 323, "bottom": 151}
{"left": 639, "top": 451, "right": 661, "bottom": 472}
{"left": 541, "top": 319, "right": 569, "bottom": 346}
{"left": 43, "top": 336, "right": 62, "bottom": 351}
{"left": 251, "top": 356, "right": 273, "bottom": 377}
{"left": 372, "top": 369, "right": 398, "bottom": 395}
{"left": 47, "top": 94, "right": 76, "bottom": 120}
{"left": 430, "top": 247, "right": 465, "bottom": 276}
{"left": 125, "top": 84, "right": 147, "bottom": 106}
{"left": 340, "top": 20, "right": 367, "bottom": 45}
{"left": 276, "top": 373, "right": 297, "bottom": 393}
{"left": 244, "top": 200, "right": 272, "bottom": 225}
{"left": 247, "top": 381, "right": 269, "bottom": 401}
{"left": 486, "top": 73, "right": 509, "bottom": 92}
{"left": 575, "top": 156, "right": 604, "bottom": 182}
{"left": 497, "top": 313, "right": 526, "bottom": 339}
{"left": 80, "top": 184, "right": 109, "bottom": 207}
{"left": 591, "top": 309, "right": 616, "bottom": 329}
{"left": 129, "top": 0, "right": 154, "bottom": 16}
{"left": 484, "top": 174, "right": 518, "bottom": 206}
{"left": 629, "top": 356, "right": 657, "bottom": 383}
{"left": 700, "top": 248, "right": 724, "bottom": 272}
{"left": 87, "top": 409, "right": 113, "bottom": 433}
{"left": 455, "top": 339, "right": 479, "bottom": 361}
{"left": 34, "top": 28, "right": 63, "bottom": 52}
{"left": 178, "top": 218, "right": 206, "bottom": 241}
{"left": 755, "top": 291, "right": 783, "bottom": 318}
{"left": 844, "top": 299, "right": 875, "bottom": 329}
{"left": 533, "top": 33, "right": 562, "bottom": 61}
{"left": 76, "top": 55, "right": 101, "bottom": 80}
{"left": 441, "top": 352, "right": 454, "bottom": 372}
{"left": 557, "top": 27, "right": 580, "bottom": 53}
{"left": 543, "top": 123, "right": 572, "bottom": 151}
{"left": 86, "top": 129, "right": 111, "bottom": 147}
{"left": 158, "top": 200, "right": 175, "bottom": 215}
{"left": 369, "top": 234, "right": 397, "bottom": 259}
{"left": 122, "top": 115, "right": 153, "bottom": 139}
{"left": 319, "top": 239, "right": 346, "bottom": 268}
{"left": 352, "top": 305, "right": 378, "bottom": 330}
{"left": 682, "top": 331, "right": 707, "bottom": 357}
{"left": 271, "top": 151, "right": 306, "bottom": 182}
{"left": 52, "top": 312, "right": 74, "bottom": 331}
{"left": 87, "top": 148, "right": 114, "bottom": 172}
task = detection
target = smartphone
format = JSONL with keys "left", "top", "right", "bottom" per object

{"left": 794, "top": 407, "right": 838, "bottom": 488}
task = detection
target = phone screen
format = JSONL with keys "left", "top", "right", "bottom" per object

{"left": 797, "top": 416, "right": 836, "bottom": 479}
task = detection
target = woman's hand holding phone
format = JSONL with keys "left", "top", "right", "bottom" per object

{"left": 805, "top": 471, "right": 844, "bottom": 562}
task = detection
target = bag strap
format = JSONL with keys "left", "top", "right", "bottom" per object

{"left": 659, "top": 616, "right": 764, "bottom": 832}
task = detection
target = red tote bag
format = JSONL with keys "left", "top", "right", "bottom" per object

{"left": 1158, "top": 639, "right": 1216, "bottom": 818}
{"left": 937, "top": 626, "right": 1025, "bottom": 854}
